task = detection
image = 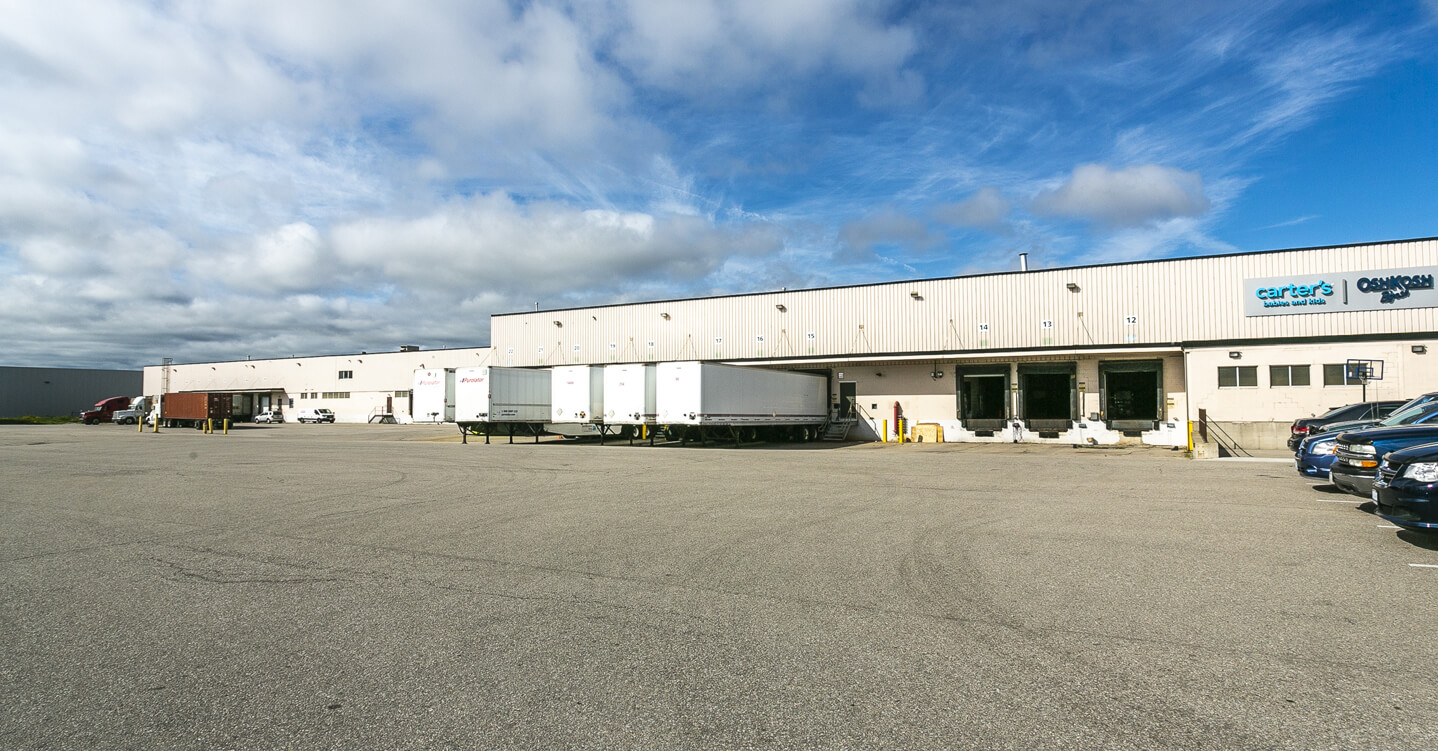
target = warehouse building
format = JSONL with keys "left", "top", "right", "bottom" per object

{"left": 0, "top": 366, "right": 143, "bottom": 419}
{"left": 143, "top": 237, "right": 1438, "bottom": 449}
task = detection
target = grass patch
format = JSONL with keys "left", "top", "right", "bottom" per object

{"left": 0, "top": 416, "right": 80, "bottom": 425}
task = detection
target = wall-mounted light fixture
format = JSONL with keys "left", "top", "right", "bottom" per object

{"left": 1229, "top": 351, "right": 1242, "bottom": 359}
{"left": 875, "top": 371, "right": 884, "bottom": 377}
{"left": 1414, "top": 345, "right": 1429, "bottom": 354}
{"left": 909, "top": 291, "right": 921, "bottom": 299}
{"left": 930, "top": 366, "right": 945, "bottom": 380}
{"left": 1066, "top": 282, "right": 1081, "bottom": 292}
{"left": 553, "top": 320, "right": 563, "bottom": 327}
{"left": 775, "top": 304, "right": 787, "bottom": 312}
{"left": 660, "top": 312, "right": 671, "bottom": 320}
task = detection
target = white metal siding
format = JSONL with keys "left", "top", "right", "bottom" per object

{"left": 492, "top": 240, "right": 1438, "bottom": 367}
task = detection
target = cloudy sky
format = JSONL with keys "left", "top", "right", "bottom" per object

{"left": 3, "top": 0, "right": 1436, "bottom": 368}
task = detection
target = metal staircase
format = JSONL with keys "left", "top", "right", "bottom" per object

{"left": 822, "top": 418, "right": 858, "bottom": 441}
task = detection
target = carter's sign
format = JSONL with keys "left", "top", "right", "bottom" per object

{"left": 1245, "top": 266, "right": 1438, "bottom": 317}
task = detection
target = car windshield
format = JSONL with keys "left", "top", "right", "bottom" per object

{"left": 1380, "top": 404, "right": 1438, "bottom": 426}
{"left": 1387, "top": 394, "right": 1438, "bottom": 417}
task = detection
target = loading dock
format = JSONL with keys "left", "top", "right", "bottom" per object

{"left": 1016, "top": 363, "right": 1076, "bottom": 434}
{"left": 957, "top": 365, "right": 1009, "bottom": 433}
{"left": 1100, "top": 359, "right": 1164, "bottom": 432}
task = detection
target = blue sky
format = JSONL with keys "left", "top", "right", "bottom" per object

{"left": 1, "top": 0, "right": 1435, "bottom": 368}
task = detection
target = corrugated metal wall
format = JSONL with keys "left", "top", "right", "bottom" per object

{"left": 492, "top": 239, "right": 1438, "bottom": 367}
{"left": 0, "top": 367, "right": 143, "bottom": 417}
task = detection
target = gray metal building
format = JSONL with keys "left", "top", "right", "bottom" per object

{"left": 0, "top": 366, "right": 143, "bottom": 418}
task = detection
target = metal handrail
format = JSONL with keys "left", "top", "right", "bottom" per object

{"left": 1197, "top": 409, "right": 1252, "bottom": 457}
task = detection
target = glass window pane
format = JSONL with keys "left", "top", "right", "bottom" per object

{"left": 1270, "top": 365, "right": 1290, "bottom": 387}
{"left": 1218, "top": 367, "right": 1237, "bottom": 388}
{"left": 1324, "top": 364, "right": 1345, "bottom": 386}
{"left": 1239, "top": 366, "right": 1257, "bottom": 387}
{"left": 1291, "top": 365, "right": 1310, "bottom": 386}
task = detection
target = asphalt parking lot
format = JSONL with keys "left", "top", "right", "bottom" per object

{"left": 2, "top": 423, "right": 1436, "bottom": 750}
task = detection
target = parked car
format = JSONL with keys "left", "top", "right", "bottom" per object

{"left": 1330, "top": 423, "right": 1438, "bottom": 498}
{"left": 296, "top": 408, "right": 335, "bottom": 423}
{"left": 80, "top": 396, "right": 133, "bottom": 425}
{"left": 1295, "top": 403, "right": 1438, "bottom": 478}
{"left": 1287, "top": 400, "right": 1407, "bottom": 451}
{"left": 1372, "top": 441, "right": 1438, "bottom": 532}
{"left": 254, "top": 409, "right": 284, "bottom": 424}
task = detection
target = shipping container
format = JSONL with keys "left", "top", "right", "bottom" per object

{"left": 603, "top": 364, "right": 657, "bottom": 425}
{"left": 454, "top": 367, "right": 551, "bottom": 423}
{"left": 157, "top": 392, "right": 233, "bottom": 429}
{"left": 657, "top": 362, "right": 828, "bottom": 427}
{"left": 412, "top": 368, "right": 455, "bottom": 423}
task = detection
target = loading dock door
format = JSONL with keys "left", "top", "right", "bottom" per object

{"left": 1017, "top": 363, "right": 1076, "bottom": 430}
{"left": 1099, "top": 360, "right": 1163, "bottom": 430}
{"left": 958, "top": 366, "right": 1009, "bottom": 430}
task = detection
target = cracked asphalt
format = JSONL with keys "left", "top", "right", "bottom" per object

{"left": 2, "top": 423, "right": 1437, "bottom": 750}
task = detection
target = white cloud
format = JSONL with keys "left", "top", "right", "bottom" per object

{"left": 611, "top": 0, "right": 920, "bottom": 103}
{"left": 935, "top": 188, "right": 1012, "bottom": 230}
{"left": 838, "top": 209, "right": 940, "bottom": 262}
{"left": 329, "top": 193, "right": 785, "bottom": 297}
{"left": 1032, "top": 164, "right": 1210, "bottom": 227}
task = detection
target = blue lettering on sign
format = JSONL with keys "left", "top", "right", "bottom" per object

{"left": 1255, "top": 281, "right": 1333, "bottom": 301}
{"left": 1356, "top": 274, "right": 1434, "bottom": 304}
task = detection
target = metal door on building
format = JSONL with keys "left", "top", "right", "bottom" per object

{"left": 1098, "top": 360, "right": 1163, "bottom": 431}
{"left": 1016, "top": 363, "right": 1077, "bottom": 431}
{"left": 958, "top": 365, "right": 1009, "bottom": 431}
{"left": 838, "top": 382, "right": 857, "bottom": 419}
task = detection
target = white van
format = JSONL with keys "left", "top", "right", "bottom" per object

{"left": 296, "top": 408, "right": 335, "bottom": 423}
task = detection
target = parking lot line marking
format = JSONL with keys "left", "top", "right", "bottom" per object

{"left": 1408, "top": 564, "right": 1438, "bottom": 569}
{"left": 1377, "top": 524, "right": 1401, "bottom": 529}
{"left": 1315, "top": 498, "right": 1357, "bottom": 503}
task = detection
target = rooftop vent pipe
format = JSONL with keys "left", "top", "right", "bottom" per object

{"left": 1019, "top": 252, "right": 1028, "bottom": 272}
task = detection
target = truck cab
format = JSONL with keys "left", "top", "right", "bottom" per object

{"left": 80, "top": 396, "right": 132, "bottom": 425}
{"left": 110, "top": 396, "right": 151, "bottom": 425}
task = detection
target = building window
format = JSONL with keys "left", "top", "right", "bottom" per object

{"left": 1323, "top": 364, "right": 1361, "bottom": 386}
{"left": 321, "top": 392, "right": 350, "bottom": 399}
{"left": 338, "top": 370, "right": 353, "bottom": 379}
{"left": 1218, "top": 366, "right": 1257, "bottom": 388}
{"left": 394, "top": 390, "right": 411, "bottom": 397}
{"left": 1270, "top": 365, "right": 1310, "bottom": 387}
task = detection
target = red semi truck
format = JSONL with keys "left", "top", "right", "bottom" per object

{"left": 155, "top": 393, "right": 234, "bottom": 429}
{"left": 80, "top": 396, "right": 133, "bottom": 425}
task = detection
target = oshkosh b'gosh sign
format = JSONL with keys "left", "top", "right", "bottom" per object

{"left": 1244, "top": 265, "right": 1438, "bottom": 317}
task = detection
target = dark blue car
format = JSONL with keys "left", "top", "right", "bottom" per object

{"left": 1373, "top": 441, "right": 1438, "bottom": 532}
{"left": 1295, "top": 402, "right": 1438, "bottom": 478}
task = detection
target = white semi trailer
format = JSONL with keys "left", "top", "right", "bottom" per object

{"left": 656, "top": 361, "right": 829, "bottom": 445}
{"left": 412, "top": 368, "right": 455, "bottom": 423}
{"left": 603, "top": 363, "right": 659, "bottom": 444}
{"left": 548, "top": 365, "right": 619, "bottom": 440}
{"left": 454, "top": 366, "right": 552, "bottom": 443}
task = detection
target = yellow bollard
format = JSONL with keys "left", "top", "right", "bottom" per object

{"left": 137, "top": 417, "right": 143, "bottom": 434}
{"left": 223, "top": 418, "right": 229, "bottom": 435}
{"left": 206, "top": 418, "right": 212, "bottom": 434}
{"left": 882, "top": 419, "right": 888, "bottom": 442}
{"left": 153, "top": 417, "right": 160, "bottom": 433}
